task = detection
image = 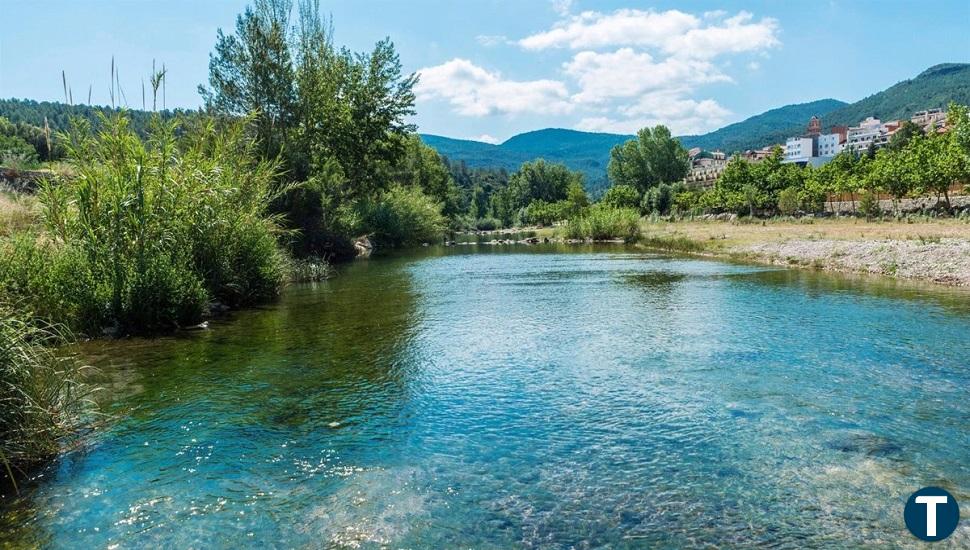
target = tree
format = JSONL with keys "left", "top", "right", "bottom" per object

{"left": 506, "top": 160, "right": 582, "bottom": 212}
{"left": 199, "top": 0, "right": 297, "bottom": 160}
{"left": 867, "top": 148, "right": 911, "bottom": 215}
{"left": 607, "top": 125, "right": 688, "bottom": 193}
{"left": 600, "top": 184, "right": 640, "bottom": 209}
{"left": 888, "top": 120, "right": 923, "bottom": 152}
{"left": 777, "top": 187, "right": 801, "bottom": 216}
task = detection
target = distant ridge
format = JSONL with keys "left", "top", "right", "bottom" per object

{"left": 420, "top": 63, "right": 970, "bottom": 192}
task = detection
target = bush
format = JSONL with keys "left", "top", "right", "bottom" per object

{"left": 362, "top": 185, "right": 446, "bottom": 247}
{"left": 524, "top": 199, "right": 570, "bottom": 226}
{"left": 600, "top": 184, "right": 641, "bottom": 209}
{"left": 777, "top": 187, "right": 801, "bottom": 216}
{"left": 0, "top": 113, "right": 287, "bottom": 335}
{"left": 474, "top": 217, "right": 501, "bottom": 231}
{"left": 0, "top": 304, "right": 90, "bottom": 491}
{"left": 564, "top": 205, "right": 641, "bottom": 241}
{"left": 859, "top": 190, "right": 881, "bottom": 221}
{"left": 643, "top": 183, "right": 677, "bottom": 215}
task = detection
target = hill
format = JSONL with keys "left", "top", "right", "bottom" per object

{"left": 817, "top": 63, "right": 970, "bottom": 128}
{"left": 678, "top": 99, "right": 847, "bottom": 152}
{"left": 420, "top": 63, "right": 970, "bottom": 190}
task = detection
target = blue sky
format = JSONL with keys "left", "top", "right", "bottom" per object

{"left": 1, "top": 0, "right": 968, "bottom": 142}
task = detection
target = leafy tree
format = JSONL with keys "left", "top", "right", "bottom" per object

{"left": 506, "top": 159, "right": 582, "bottom": 211}
{"left": 200, "top": 0, "right": 297, "bottom": 160}
{"left": 867, "top": 148, "right": 911, "bottom": 215}
{"left": 888, "top": 120, "right": 924, "bottom": 152}
{"left": 600, "top": 184, "right": 640, "bottom": 209}
{"left": 607, "top": 125, "right": 688, "bottom": 193}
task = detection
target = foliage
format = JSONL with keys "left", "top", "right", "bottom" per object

{"left": 0, "top": 304, "right": 90, "bottom": 491}
{"left": 643, "top": 183, "right": 683, "bottom": 215}
{"left": 361, "top": 185, "right": 445, "bottom": 247}
{"left": 607, "top": 125, "right": 689, "bottom": 193}
{"left": 858, "top": 190, "right": 881, "bottom": 221}
{"left": 200, "top": 0, "right": 420, "bottom": 253}
{"left": 0, "top": 113, "right": 287, "bottom": 335}
{"left": 777, "top": 187, "right": 802, "bottom": 215}
{"left": 600, "top": 184, "right": 640, "bottom": 209}
{"left": 564, "top": 204, "right": 641, "bottom": 242}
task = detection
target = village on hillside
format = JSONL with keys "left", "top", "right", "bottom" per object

{"left": 685, "top": 107, "right": 951, "bottom": 186}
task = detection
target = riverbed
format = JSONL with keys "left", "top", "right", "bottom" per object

{"left": 1, "top": 244, "right": 968, "bottom": 547}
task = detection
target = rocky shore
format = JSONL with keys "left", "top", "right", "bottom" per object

{"left": 734, "top": 237, "right": 970, "bottom": 286}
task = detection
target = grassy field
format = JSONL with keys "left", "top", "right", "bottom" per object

{"left": 0, "top": 190, "right": 38, "bottom": 237}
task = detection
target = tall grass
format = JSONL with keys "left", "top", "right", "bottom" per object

{"left": 0, "top": 304, "right": 90, "bottom": 494}
{"left": 0, "top": 113, "right": 289, "bottom": 335}
{"left": 564, "top": 205, "right": 641, "bottom": 242}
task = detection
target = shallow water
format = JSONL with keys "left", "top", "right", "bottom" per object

{"left": 2, "top": 245, "right": 969, "bottom": 548}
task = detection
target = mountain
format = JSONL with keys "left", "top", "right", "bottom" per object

{"left": 818, "top": 63, "right": 970, "bottom": 128}
{"left": 421, "top": 63, "right": 970, "bottom": 191}
{"left": 422, "top": 130, "right": 632, "bottom": 195}
{"left": 677, "top": 99, "right": 847, "bottom": 152}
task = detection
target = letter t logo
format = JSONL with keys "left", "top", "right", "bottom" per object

{"left": 915, "top": 495, "right": 949, "bottom": 537}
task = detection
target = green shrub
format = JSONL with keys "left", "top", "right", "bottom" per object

{"left": 777, "top": 187, "right": 801, "bottom": 216}
{"left": 524, "top": 199, "right": 570, "bottom": 225}
{"left": 0, "top": 304, "right": 90, "bottom": 492}
{"left": 0, "top": 113, "right": 287, "bottom": 335}
{"left": 362, "top": 185, "right": 446, "bottom": 247}
{"left": 475, "top": 217, "right": 501, "bottom": 231}
{"left": 565, "top": 205, "right": 641, "bottom": 241}
{"left": 600, "top": 184, "right": 641, "bottom": 209}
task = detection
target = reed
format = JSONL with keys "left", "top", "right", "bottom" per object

{"left": 0, "top": 304, "right": 91, "bottom": 494}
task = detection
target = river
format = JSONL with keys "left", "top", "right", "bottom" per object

{"left": 2, "top": 244, "right": 968, "bottom": 548}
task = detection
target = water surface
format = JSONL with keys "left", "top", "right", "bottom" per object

{"left": 2, "top": 245, "right": 969, "bottom": 548}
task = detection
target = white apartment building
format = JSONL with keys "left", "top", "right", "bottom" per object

{"left": 816, "top": 133, "right": 844, "bottom": 157}
{"left": 785, "top": 137, "right": 814, "bottom": 162}
{"left": 845, "top": 117, "right": 885, "bottom": 153}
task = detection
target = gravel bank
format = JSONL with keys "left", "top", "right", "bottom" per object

{"left": 736, "top": 238, "right": 970, "bottom": 286}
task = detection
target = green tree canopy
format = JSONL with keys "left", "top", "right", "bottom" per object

{"left": 607, "top": 125, "right": 689, "bottom": 193}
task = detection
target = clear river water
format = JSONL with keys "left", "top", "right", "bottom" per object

{"left": 1, "top": 244, "right": 968, "bottom": 548}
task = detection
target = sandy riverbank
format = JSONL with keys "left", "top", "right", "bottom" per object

{"left": 639, "top": 218, "right": 970, "bottom": 286}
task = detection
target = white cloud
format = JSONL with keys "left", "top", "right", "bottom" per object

{"left": 519, "top": 9, "right": 698, "bottom": 51}
{"left": 577, "top": 89, "right": 730, "bottom": 135}
{"left": 476, "top": 34, "right": 507, "bottom": 47}
{"left": 517, "top": 8, "right": 779, "bottom": 60}
{"left": 551, "top": 0, "right": 573, "bottom": 17}
{"left": 563, "top": 48, "right": 731, "bottom": 104}
{"left": 416, "top": 58, "right": 573, "bottom": 117}
{"left": 747, "top": 61, "right": 761, "bottom": 71}
{"left": 473, "top": 134, "right": 501, "bottom": 144}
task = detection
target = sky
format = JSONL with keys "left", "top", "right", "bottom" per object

{"left": 1, "top": 0, "right": 968, "bottom": 143}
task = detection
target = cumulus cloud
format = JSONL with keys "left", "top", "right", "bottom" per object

{"left": 517, "top": 8, "right": 779, "bottom": 59}
{"left": 417, "top": 7, "right": 779, "bottom": 135}
{"left": 563, "top": 48, "right": 731, "bottom": 104}
{"left": 578, "top": 91, "right": 730, "bottom": 135}
{"left": 416, "top": 58, "right": 573, "bottom": 117}
{"left": 551, "top": 0, "right": 573, "bottom": 17}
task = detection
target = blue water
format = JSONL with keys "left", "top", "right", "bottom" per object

{"left": 2, "top": 246, "right": 968, "bottom": 548}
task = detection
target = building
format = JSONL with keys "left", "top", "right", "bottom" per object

{"left": 845, "top": 117, "right": 885, "bottom": 153}
{"left": 785, "top": 137, "right": 814, "bottom": 162}
{"left": 685, "top": 149, "right": 728, "bottom": 187}
{"left": 741, "top": 145, "right": 778, "bottom": 162}
{"left": 816, "top": 132, "right": 845, "bottom": 157}
{"left": 911, "top": 108, "right": 947, "bottom": 130}
{"left": 806, "top": 116, "right": 822, "bottom": 136}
